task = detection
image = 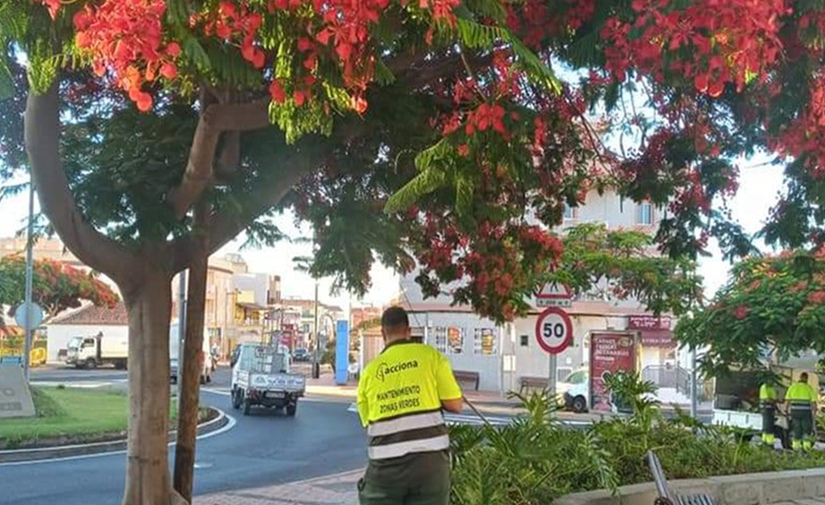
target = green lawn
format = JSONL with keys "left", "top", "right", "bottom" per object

{"left": 0, "top": 387, "right": 128, "bottom": 448}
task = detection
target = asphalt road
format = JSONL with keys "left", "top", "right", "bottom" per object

{"left": 2, "top": 367, "right": 368, "bottom": 505}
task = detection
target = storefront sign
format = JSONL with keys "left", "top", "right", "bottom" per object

{"left": 589, "top": 333, "right": 636, "bottom": 412}
{"left": 627, "top": 315, "right": 671, "bottom": 330}
{"left": 639, "top": 330, "right": 675, "bottom": 347}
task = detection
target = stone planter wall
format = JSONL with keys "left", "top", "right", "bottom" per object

{"left": 554, "top": 468, "right": 825, "bottom": 505}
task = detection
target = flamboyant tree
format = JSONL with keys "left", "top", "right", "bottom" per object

{"left": 5, "top": 0, "right": 825, "bottom": 504}
{"left": 0, "top": 256, "right": 119, "bottom": 319}
{"left": 677, "top": 251, "right": 825, "bottom": 376}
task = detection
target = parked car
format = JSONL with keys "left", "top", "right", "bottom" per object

{"left": 292, "top": 348, "right": 310, "bottom": 362}
{"left": 559, "top": 368, "right": 589, "bottom": 413}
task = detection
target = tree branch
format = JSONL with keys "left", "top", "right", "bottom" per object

{"left": 24, "top": 85, "right": 142, "bottom": 286}
{"left": 169, "top": 99, "right": 272, "bottom": 220}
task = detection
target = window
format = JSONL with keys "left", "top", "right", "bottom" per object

{"left": 638, "top": 202, "right": 653, "bottom": 225}
{"left": 520, "top": 335, "right": 529, "bottom": 347}
{"left": 566, "top": 371, "right": 587, "bottom": 384}
{"left": 563, "top": 203, "right": 576, "bottom": 220}
{"left": 473, "top": 328, "right": 497, "bottom": 355}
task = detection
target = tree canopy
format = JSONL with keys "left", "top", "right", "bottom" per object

{"left": 0, "top": 256, "right": 119, "bottom": 319}
{"left": 676, "top": 251, "right": 825, "bottom": 375}
{"left": 8, "top": 0, "right": 825, "bottom": 324}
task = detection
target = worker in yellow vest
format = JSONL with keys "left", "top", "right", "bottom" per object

{"left": 357, "top": 307, "right": 464, "bottom": 505}
{"left": 785, "top": 372, "right": 818, "bottom": 450}
{"left": 759, "top": 381, "right": 778, "bottom": 447}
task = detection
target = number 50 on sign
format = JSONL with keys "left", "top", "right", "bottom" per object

{"left": 535, "top": 307, "right": 573, "bottom": 355}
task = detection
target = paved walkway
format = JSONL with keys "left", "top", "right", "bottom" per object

{"left": 195, "top": 470, "right": 361, "bottom": 505}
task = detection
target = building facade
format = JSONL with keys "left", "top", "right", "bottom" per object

{"left": 385, "top": 190, "right": 686, "bottom": 403}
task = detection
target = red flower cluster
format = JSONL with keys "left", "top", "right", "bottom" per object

{"left": 602, "top": 0, "right": 789, "bottom": 96}
{"left": 72, "top": 0, "right": 180, "bottom": 112}
{"left": 204, "top": 1, "right": 265, "bottom": 69}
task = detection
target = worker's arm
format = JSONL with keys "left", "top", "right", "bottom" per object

{"left": 441, "top": 398, "right": 463, "bottom": 413}
{"left": 356, "top": 373, "right": 370, "bottom": 428}
{"left": 436, "top": 352, "right": 464, "bottom": 414}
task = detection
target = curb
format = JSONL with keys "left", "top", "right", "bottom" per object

{"left": 0, "top": 407, "right": 230, "bottom": 464}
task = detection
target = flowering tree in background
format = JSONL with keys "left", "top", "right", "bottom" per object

{"left": 4, "top": 0, "right": 825, "bottom": 504}
{"left": 677, "top": 251, "right": 825, "bottom": 376}
{"left": 0, "top": 256, "right": 119, "bottom": 319}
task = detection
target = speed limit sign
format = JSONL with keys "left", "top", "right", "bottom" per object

{"left": 535, "top": 307, "right": 573, "bottom": 354}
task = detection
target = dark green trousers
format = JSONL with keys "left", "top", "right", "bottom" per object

{"left": 358, "top": 451, "right": 451, "bottom": 505}
{"left": 792, "top": 408, "right": 814, "bottom": 445}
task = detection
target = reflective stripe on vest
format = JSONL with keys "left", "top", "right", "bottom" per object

{"left": 368, "top": 411, "right": 445, "bottom": 437}
{"left": 790, "top": 401, "right": 813, "bottom": 411}
{"left": 368, "top": 434, "right": 450, "bottom": 460}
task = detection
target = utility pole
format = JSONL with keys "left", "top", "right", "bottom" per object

{"left": 176, "top": 270, "right": 187, "bottom": 407}
{"left": 22, "top": 178, "right": 35, "bottom": 382}
{"left": 690, "top": 346, "right": 698, "bottom": 419}
{"left": 312, "top": 279, "right": 320, "bottom": 378}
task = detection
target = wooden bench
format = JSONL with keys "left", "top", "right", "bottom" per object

{"left": 519, "top": 376, "right": 550, "bottom": 394}
{"left": 648, "top": 451, "right": 716, "bottom": 505}
{"left": 454, "top": 370, "right": 480, "bottom": 391}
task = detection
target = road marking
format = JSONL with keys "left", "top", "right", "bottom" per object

{"left": 0, "top": 409, "right": 237, "bottom": 467}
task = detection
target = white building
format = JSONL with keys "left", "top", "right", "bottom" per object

{"left": 390, "top": 190, "right": 688, "bottom": 406}
{"left": 44, "top": 303, "right": 129, "bottom": 364}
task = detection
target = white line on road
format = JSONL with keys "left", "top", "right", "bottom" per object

{"left": 0, "top": 409, "right": 236, "bottom": 467}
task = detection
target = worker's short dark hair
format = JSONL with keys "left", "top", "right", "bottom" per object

{"left": 801, "top": 372, "right": 809, "bottom": 382}
{"left": 381, "top": 306, "right": 409, "bottom": 331}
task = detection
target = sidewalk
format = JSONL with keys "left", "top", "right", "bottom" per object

{"left": 195, "top": 470, "right": 361, "bottom": 505}
{"left": 305, "top": 374, "right": 710, "bottom": 423}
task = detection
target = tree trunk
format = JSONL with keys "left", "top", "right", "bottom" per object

{"left": 173, "top": 202, "right": 210, "bottom": 503}
{"left": 121, "top": 269, "right": 184, "bottom": 505}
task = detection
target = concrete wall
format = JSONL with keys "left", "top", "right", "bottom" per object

{"left": 420, "top": 312, "right": 502, "bottom": 392}
{"left": 45, "top": 324, "right": 129, "bottom": 364}
{"left": 554, "top": 468, "right": 825, "bottom": 505}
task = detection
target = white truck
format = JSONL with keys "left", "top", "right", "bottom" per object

{"left": 65, "top": 333, "right": 128, "bottom": 369}
{"left": 711, "top": 369, "right": 789, "bottom": 445}
{"left": 231, "top": 343, "right": 305, "bottom": 416}
{"left": 169, "top": 322, "right": 214, "bottom": 384}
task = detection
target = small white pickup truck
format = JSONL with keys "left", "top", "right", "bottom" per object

{"left": 230, "top": 343, "right": 306, "bottom": 416}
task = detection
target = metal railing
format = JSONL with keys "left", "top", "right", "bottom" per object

{"left": 642, "top": 365, "right": 691, "bottom": 394}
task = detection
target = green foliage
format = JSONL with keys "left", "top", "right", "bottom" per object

{"left": 551, "top": 223, "right": 702, "bottom": 316}
{"left": 453, "top": 18, "right": 562, "bottom": 94}
{"left": 0, "top": 256, "right": 119, "bottom": 318}
{"left": 451, "top": 386, "right": 825, "bottom": 505}
{"left": 677, "top": 251, "right": 825, "bottom": 375}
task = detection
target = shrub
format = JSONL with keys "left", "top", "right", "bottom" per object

{"left": 449, "top": 373, "right": 825, "bottom": 505}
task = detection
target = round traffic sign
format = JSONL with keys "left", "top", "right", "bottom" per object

{"left": 535, "top": 307, "right": 573, "bottom": 354}
{"left": 14, "top": 303, "right": 44, "bottom": 329}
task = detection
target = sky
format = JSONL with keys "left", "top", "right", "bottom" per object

{"left": 0, "top": 184, "right": 399, "bottom": 310}
{"left": 0, "top": 163, "right": 785, "bottom": 310}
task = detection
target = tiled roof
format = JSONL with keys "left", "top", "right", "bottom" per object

{"left": 49, "top": 303, "right": 128, "bottom": 326}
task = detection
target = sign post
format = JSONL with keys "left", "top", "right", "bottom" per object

{"left": 14, "top": 302, "right": 44, "bottom": 382}
{"left": 535, "top": 307, "right": 573, "bottom": 398}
